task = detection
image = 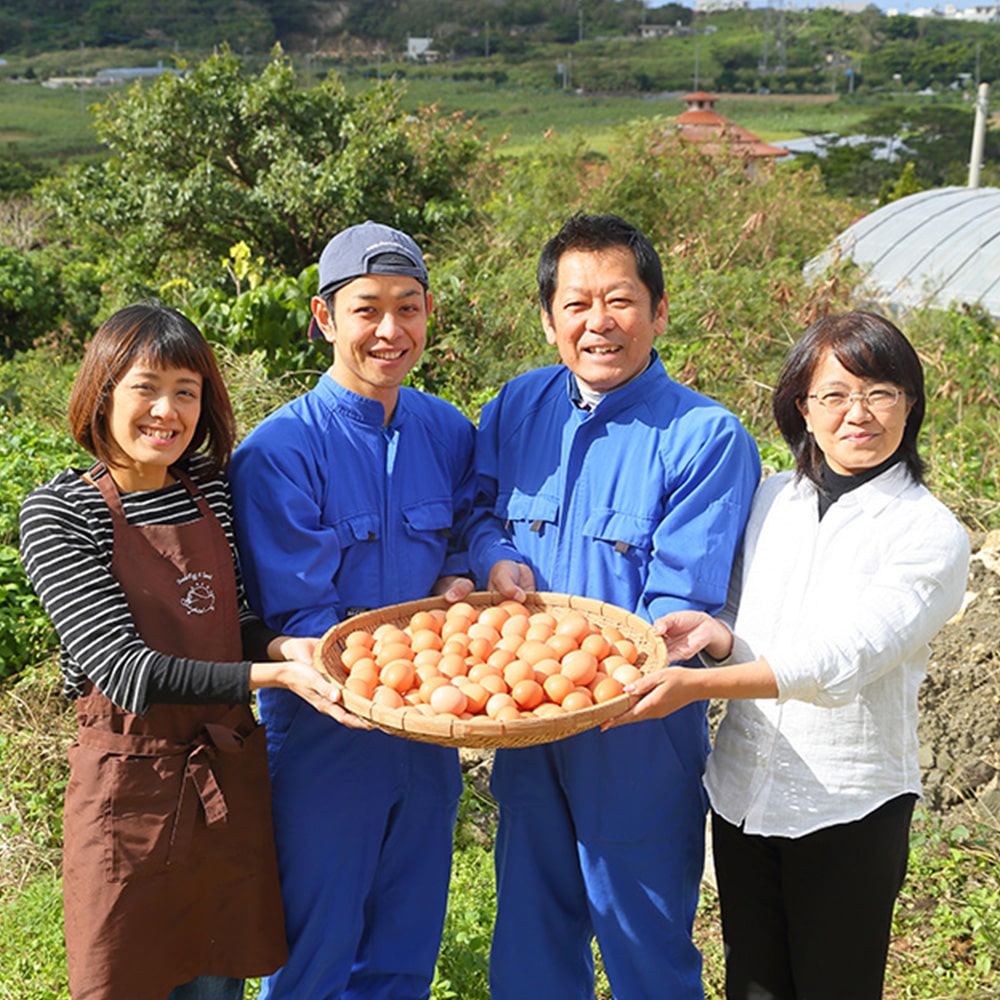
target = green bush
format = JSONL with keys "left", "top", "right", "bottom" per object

{"left": 38, "top": 48, "right": 488, "bottom": 319}
{"left": 0, "top": 544, "right": 54, "bottom": 679}
{"left": 0, "top": 247, "right": 62, "bottom": 357}
{"left": 0, "top": 350, "right": 85, "bottom": 677}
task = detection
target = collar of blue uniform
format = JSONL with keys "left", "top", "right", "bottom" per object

{"left": 566, "top": 350, "right": 659, "bottom": 411}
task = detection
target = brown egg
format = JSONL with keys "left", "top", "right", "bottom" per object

{"left": 344, "top": 630, "right": 375, "bottom": 650}
{"left": 500, "top": 615, "right": 530, "bottom": 639}
{"left": 593, "top": 676, "right": 626, "bottom": 703}
{"left": 561, "top": 649, "right": 599, "bottom": 686}
{"left": 543, "top": 673, "right": 575, "bottom": 705}
{"left": 410, "top": 630, "right": 443, "bottom": 654}
{"left": 511, "top": 679, "right": 544, "bottom": 710}
{"left": 612, "top": 638, "right": 639, "bottom": 664}
{"left": 516, "top": 640, "right": 558, "bottom": 667}
{"left": 409, "top": 610, "right": 442, "bottom": 634}
{"left": 419, "top": 675, "right": 450, "bottom": 703}
{"left": 580, "top": 633, "right": 612, "bottom": 660}
{"left": 375, "top": 642, "right": 414, "bottom": 667}
{"left": 503, "top": 660, "right": 535, "bottom": 688}
{"left": 379, "top": 659, "right": 416, "bottom": 693}
{"left": 477, "top": 606, "right": 510, "bottom": 631}
{"left": 554, "top": 612, "right": 591, "bottom": 641}
{"left": 561, "top": 688, "right": 594, "bottom": 713}
{"left": 344, "top": 675, "right": 375, "bottom": 699}
{"left": 479, "top": 673, "right": 509, "bottom": 696}
{"left": 438, "top": 652, "right": 469, "bottom": 679}
{"left": 371, "top": 685, "right": 405, "bottom": 709}
{"left": 485, "top": 692, "right": 517, "bottom": 719}
{"left": 462, "top": 682, "right": 490, "bottom": 715}
{"left": 611, "top": 664, "right": 643, "bottom": 685}
{"left": 429, "top": 683, "right": 468, "bottom": 716}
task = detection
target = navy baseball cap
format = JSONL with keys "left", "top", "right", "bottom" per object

{"left": 308, "top": 221, "right": 430, "bottom": 339}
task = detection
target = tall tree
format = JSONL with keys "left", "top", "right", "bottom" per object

{"left": 40, "top": 45, "right": 485, "bottom": 308}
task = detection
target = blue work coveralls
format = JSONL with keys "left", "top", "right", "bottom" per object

{"left": 468, "top": 353, "right": 760, "bottom": 999}
{"left": 229, "top": 375, "right": 475, "bottom": 1000}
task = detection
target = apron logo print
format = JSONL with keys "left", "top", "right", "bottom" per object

{"left": 177, "top": 571, "right": 217, "bottom": 615}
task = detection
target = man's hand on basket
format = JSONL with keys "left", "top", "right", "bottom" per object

{"left": 488, "top": 560, "right": 537, "bottom": 603}
{"left": 432, "top": 574, "right": 476, "bottom": 603}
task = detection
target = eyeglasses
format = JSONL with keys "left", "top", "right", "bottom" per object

{"left": 807, "top": 386, "right": 903, "bottom": 413}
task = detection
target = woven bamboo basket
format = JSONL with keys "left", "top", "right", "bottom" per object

{"left": 314, "top": 591, "right": 667, "bottom": 748}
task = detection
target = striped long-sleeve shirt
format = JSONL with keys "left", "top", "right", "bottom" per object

{"left": 18, "top": 457, "right": 271, "bottom": 714}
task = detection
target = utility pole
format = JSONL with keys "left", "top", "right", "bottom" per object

{"left": 969, "top": 82, "right": 989, "bottom": 188}
{"left": 578, "top": 6, "right": 584, "bottom": 43}
{"left": 484, "top": 22, "right": 490, "bottom": 58}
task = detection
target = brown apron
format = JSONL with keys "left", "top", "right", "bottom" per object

{"left": 62, "top": 465, "right": 286, "bottom": 1000}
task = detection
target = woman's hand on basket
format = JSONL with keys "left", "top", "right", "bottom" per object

{"left": 601, "top": 666, "right": 704, "bottom": 729}
{"left": 253, "top": 635, "right": 372, "bottom": 729}
{"left": 652, "top": 611, "right": 733, "bottom": 663}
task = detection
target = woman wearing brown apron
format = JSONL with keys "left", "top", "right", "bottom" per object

{"left": 19, "top": 304, "right": 363, "bottom": 1000}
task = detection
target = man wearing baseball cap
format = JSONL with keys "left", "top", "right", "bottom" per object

{"left": 230, "top": 221, "right": 476, "bottom": 999}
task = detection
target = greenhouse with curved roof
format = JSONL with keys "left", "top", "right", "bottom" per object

{"left": 806, "top": 186, "right": 1000, "bottom": 319}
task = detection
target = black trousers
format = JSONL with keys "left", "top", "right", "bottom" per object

{"left": 711, "top": 794, "right": 917, "bottom": 1000}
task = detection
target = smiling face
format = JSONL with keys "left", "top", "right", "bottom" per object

{"left": 312, "top": 273, "right": 430, "bottom": 423}
{"left": 799, "top": 350, "right": 912, "bottom": 476}
{"left": 107, "top": 360, "right": 203, "bottom": 492}
{"left": 541, "top": 247, "right": 667, "bottom": 393}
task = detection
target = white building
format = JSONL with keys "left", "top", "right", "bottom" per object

{"left": 406, "top": 37, "right": 439, "bottom": 62}
{"left": 694, "top": 0, "right": 749, "bottom": 11}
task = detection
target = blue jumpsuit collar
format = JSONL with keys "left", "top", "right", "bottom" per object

{"left": 315, "top": 373, "right": 407, "bottom": 428}
{"left": 563, "top": 349, "right": 665, "bottom": 416}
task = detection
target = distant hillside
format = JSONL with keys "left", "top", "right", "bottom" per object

{"left": 1, "top": 0, "right": 998, "bottom": 97}
{"left": 0, "top": 0, "right": 691, "bottom": 56}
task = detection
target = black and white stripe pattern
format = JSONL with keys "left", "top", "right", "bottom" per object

{"left": 19, "top": 457, "right": 255, "bottom": 714}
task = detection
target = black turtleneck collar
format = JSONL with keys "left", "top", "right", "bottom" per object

{"left": 817, "top": 451, "right": 904, "bottom": 520}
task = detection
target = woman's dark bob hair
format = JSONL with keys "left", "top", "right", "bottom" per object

{"left": 68, "top": 303, "right": 236, "bottom": 476}
{"left": 773, "top": 310, "right": 925, "bottom": 489}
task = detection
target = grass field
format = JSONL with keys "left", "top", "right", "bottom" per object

{"left": 0, "top": 53, "right": 905, "bottom": 168}
{"left": 351, "top": 75, "right": 882, "bottom": 154}
{"left": 0, "top": 82, "right": 103, "bottom": 161}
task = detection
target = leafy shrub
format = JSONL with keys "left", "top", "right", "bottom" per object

{"left": 0, "top": 246, "right": 62, "bottom": 357}
{"left": 0, "top": 350, "right": 84, "bottom": 676}
{"left": 0, "top": 411, "right": 81, "bottom": 677}
{"left": 0, "top": 544, "right": 54, "bottom": 679}
{"left": 39, "top": 47, "right": 488, "bottom": 319}
{"left": 163, "top": 244, "right": 322, "bottom": 380}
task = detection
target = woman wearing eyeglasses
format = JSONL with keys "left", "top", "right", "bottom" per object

{"left": 606, "top": 311, "right": 970, "bottom": 999}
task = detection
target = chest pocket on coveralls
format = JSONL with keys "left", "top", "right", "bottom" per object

{"left": 497, "top": 491, "right": 559, "bottom": 535}
{"left": 400, "top": 498, "right": 454, "bottom": 542}
{"left": 581, "top": 509, "right": 656, "bottom": 572}
{"left": 329, "top": 511, "right": 381, "bottom": 548}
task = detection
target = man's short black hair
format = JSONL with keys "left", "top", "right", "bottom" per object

{"left": 537, "top": 213, "right": 665, "bottom": 320}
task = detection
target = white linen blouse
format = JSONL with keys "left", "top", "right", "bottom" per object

{"left": 704, "top": 463, "right": 971, "bottom": 837}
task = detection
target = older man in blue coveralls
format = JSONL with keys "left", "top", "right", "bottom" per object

{"left": 468, "top": 212, "right": 761, "bottom": 998}
{"left": 229, "top": 221, "right": 475, "bottom": 1000}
